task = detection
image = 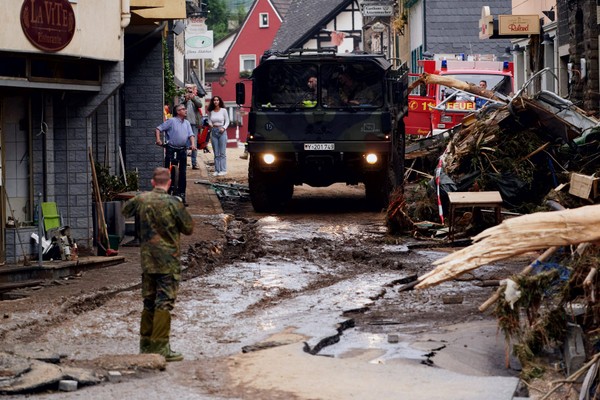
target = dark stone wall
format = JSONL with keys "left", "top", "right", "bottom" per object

{"left": 562, "top": 0, "right": 599, "bottom": 114}
{"left": 425, "top": 0, "right": 512, "bottom": 58}
{"left": 122, "top": 36, "right": 166, "bottom": 192}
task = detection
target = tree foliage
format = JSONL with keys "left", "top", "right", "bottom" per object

{"left": 163, "top": 37, "right": 184, "bottom": 106}
{"left": 206, "top": 0, "right": 229, "bottom": 42}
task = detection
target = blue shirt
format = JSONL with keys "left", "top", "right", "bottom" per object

{"left": 156, "top": 117, "right": 194, "bottom": 146}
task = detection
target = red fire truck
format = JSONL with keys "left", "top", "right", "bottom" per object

{"left": 404, "top": 57, "right": 514, "bottom": 136}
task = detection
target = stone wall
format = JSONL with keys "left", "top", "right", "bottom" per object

{"left": 122, "top": 36, "right": 166, "bottom": 192}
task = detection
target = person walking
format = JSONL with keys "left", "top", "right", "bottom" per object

{"left": 122, "top": 167, "right": 194, "bottom": 362}
{"left": 155, "top": 104, "right": 196, "bottom": 204}
{"left": 207, "top": 96, "right": 230, "bottom": 176}
{"left": 182, "top": 84, "right": 204, "bottom": 170}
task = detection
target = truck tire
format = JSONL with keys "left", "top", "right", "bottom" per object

{"left": 395, "top": 121, "right": 406, "bottom": 187}
{"left": 249, "top": 158, "right": 293, "bottom": 212}
{"left": 365, "top": 169, "right": 392, "bottom": 211}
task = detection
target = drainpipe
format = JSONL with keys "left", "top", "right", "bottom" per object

{"left": 121, "top": 0, "right": 131, "bottom": 29}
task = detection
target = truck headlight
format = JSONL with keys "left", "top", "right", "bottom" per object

{"left": 365, "top": 153, "right": 378, "bottom": 164}
{"left": 263, "top": 153, "right": 276, "bottom": 164}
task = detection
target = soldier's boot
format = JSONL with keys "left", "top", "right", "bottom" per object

{"left": 139, "top": 309, "right": 154, "bottom": 354}
{"left": 151, "top": 309, "right": 184, "bottom": 362}
{"left": 153, "top": 339, "right": 184, "bottom": 362}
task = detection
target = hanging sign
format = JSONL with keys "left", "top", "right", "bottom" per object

{"left": 479, "top": 6, "right": 493, "bottom": 40}
{"left": 498, "top": 15, "right": 540, "bottom": 35}
{"left": 185, "top": 19, "right": 213, "bottom": 59}
{"left": 20, "top": 0, "right": 76, "bottom": 52}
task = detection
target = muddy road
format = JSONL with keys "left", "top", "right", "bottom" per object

{"left": 0, "top": 162, "right": 525, "bottom": 398}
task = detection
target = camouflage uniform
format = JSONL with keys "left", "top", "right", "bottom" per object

{"left": 122, "top": 187, "right": 193, "bottom": 361}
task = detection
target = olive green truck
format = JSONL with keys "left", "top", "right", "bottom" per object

{"left": 236, "top": 48, "right": 409, "bottom": 212}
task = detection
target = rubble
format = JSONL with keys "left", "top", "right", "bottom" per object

{"left": 395, "top": 74, "right": 600, "bottom": 397}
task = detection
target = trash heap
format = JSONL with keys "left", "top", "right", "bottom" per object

{"left": 390, "top": 81, "right": 600, "bottom": 236}
{"left": 396, "top": 76, "right": 600, "bottom": 397}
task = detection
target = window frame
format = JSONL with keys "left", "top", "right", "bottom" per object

{"left": 239, "top": 54, "right": 257, "bottom": 74}
{"left": 259, "top": 13, "right": 269, "bottom": 28}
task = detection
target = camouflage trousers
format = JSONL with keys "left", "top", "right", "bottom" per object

{"left": 142, "top": 273, "right": 179, "bottom": 312}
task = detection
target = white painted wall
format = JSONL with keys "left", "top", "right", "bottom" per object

{"left": 314, "top": 0, "right": 362, "bottom": 53}
{"left": 409, "top": 0, "right": 424, "bottom": 54}
{"left": 213, "top": 34, "right": 236, "bottom": 68}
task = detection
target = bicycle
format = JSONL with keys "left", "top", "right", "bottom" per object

{"left": 158, "top": 142, "right": 189, "bottom": 199}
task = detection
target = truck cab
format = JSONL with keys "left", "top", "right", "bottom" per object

{"left": 236, "top": 49, "right": 409, "bottom": 212}
{"left": 405, "top": 57, "right": 514, "bottom": 136}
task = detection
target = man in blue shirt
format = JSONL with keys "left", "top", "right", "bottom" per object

{"left": 155, "top": 104, "right": 197, "bottom": 205}
{"left": 475, "top": 80, "right": 488, "bottom": 109}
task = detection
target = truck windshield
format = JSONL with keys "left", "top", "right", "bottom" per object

{"left": 253, "top": 61, "right": 384, "bottom": 110}
{"left": 321, "top": 63, "right": 384, "bottom": 108}
{"left": 254, "top": 63, "right": 319, "bottom": 109}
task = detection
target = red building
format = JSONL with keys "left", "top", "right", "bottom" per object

{"left": 209, "top": 0, "right": 291, "bottom": 147}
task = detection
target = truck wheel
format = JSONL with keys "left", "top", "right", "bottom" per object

{"left": 395, "top": 122, "right": 406, "bottom": 187}
{"left": 365, "top": 170, "right": 392, "bottom": 211}
{"left": 249, "top": 159, "right": 293, "bottom": 212}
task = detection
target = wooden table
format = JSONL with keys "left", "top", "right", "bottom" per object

{"left": 447, "top": 191, "right": 503, "bottom": 241}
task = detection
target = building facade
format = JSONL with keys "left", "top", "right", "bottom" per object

{"left": 0, "top": 0, "right": 187, "bottom": 264}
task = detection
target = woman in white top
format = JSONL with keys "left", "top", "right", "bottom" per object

{"left": 207, "top": 96, "right": 230, "bottom": 176}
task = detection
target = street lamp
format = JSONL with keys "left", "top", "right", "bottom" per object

{"left": 541, "top": 33, "right": 554, "bottom": 45}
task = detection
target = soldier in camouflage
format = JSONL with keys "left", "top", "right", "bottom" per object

{"left": 122, "top": 167, "right": 194, "bottom": 362}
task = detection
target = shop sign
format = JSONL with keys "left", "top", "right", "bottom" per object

{"left": 498, "top": 15, "right": 540, "bottom": 36}
{"left": 479, "top": 6, "right": 493, "bottom": 40}
{"left": 21, "top": 0, "right": 76, "bottom": 52}
{"left": 185, "top": 19, "right": 213, "bottom": 59}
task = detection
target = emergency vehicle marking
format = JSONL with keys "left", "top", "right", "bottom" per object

{"left": 445, "top": 101, "right": 475, "bottom": 111}
{"left": 409, "top": 100, "right": 436, "bottom": 111}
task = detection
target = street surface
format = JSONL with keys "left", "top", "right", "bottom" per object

{"left": 0, "top": 148, "right": 526, "bottom": 399}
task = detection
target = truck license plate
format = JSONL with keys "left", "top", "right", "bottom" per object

{"left": 304, "top": 143, "right": 334, "bottom": 151}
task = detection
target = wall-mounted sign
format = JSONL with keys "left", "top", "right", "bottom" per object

{"left": 371, "top": 22, "right": 386, "bottom": 33}
{"left": 362, "top": 5, "right": 393, "bottom": 17}
{"left": 498, "top": 14, "right": 540, "bottom": 36}
{"left": 21, "top": 0, "right": 76, "bottom": 52}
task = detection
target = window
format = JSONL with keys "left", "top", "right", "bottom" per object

{"left": 240, "top": 55, "right": 256, "bottom": 77}
{"left": 259, "top": 13, "right": 269, "bottom": 28}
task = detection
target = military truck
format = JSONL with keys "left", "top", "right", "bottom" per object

{"left": 236, "top": 48, "right": 409, "bottom": 212}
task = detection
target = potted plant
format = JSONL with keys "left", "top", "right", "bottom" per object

{"left": 95, "top": 163, "right": 139, "bottom": 239}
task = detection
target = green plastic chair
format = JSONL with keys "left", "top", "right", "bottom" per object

{"left": 41, "top": 202, "right": 62, "bottom": 234}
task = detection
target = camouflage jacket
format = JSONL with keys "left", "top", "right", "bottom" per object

{"left": 122, "top": 188, "right": 193, "bottom": 275}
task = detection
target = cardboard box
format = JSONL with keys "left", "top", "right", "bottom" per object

{"left": 569, "top": 173, "right": 599, "bottom": 199}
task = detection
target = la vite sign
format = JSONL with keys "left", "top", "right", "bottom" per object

{"left": 21, "top": 0, "right": 76, "bottom": 52}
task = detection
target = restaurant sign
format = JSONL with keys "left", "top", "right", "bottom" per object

{"left": 21, "top": 0, "right": 76, "bottom": 52}
{"left": 498, "top": 14, "right": 540, "bottom": 36}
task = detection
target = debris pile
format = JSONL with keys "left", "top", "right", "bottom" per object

{"left": 392, "top": 74, "right": 600, "bottom": 237}
{"left": 399, "top": 74, "right": 600, "bottom": 397}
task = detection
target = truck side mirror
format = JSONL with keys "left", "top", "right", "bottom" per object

{"left": 236, "top": 83, "right": 246, "bottom": 105}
